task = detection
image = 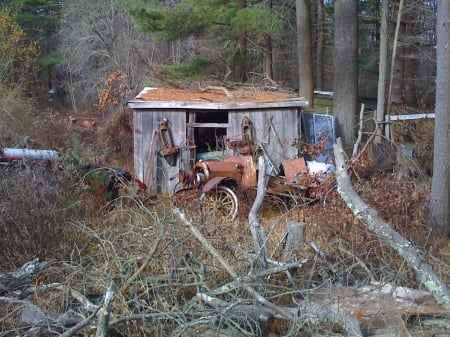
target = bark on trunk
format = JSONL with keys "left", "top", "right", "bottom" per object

{"left": 333, "top": 137, "right": 450, "bottom": 311}
{"left": 248, "top": 157, "right": 269, "bottom": 268}
{"left": 333, "top": 0, "right": 358, "bottom": 151}
{"left": 296, "top": 0, "right": 314, "bottom": 108}
{"left": 429, "top": 0, "right": 450, "bottom": 234}
{"left": 315, "top": 0, "right": 324, "bottom": 91}
{"left": 376, "top": 0, "right": 388, "bottom": 143}
{"left": 264, "top": 34, "right": 273, "bottom": 80}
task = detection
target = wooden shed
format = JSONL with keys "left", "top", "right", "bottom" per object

{"left": 127, "top": 87, "right": 309, "bottom": 194}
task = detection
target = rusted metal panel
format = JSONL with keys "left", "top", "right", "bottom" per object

{"left": 282, "top": 157, "right": 308, "bottom": 183}
{"left": 224, "top": 155, "right": 256, "bottom": 187}
{"left": 194, "top": 155, "right": 257, "bottom": 189}
{"left": 202, "top": 176, "right": 229, "bottom": 192}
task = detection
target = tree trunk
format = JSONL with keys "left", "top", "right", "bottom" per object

{"left": 315, "top": 0, "right": 324, "bottom": 91}
{"left": 333, "top": 138, "right": 450, "bottom": 311}
{"left": 235, "top": 0, "right": 247, "bottom": 82}
{"left": 429, "top": 0, "right": 450, "bottom": 234}
{"left": 296, "top": 0, "right": 314, "bottom": 108}
{"left": 333, "top": 0, "right": 358, "bottom": 152}
{"left": 386, "top": 0, "right": 404, "bottom": 119}
{"left": 264, "top": 34, "right": 274, "bottom": 80}
{"left": 375, "top": 0, "right": 388, "bottom": 143}
{"left": 264, "top": 0, "right": 274, "bottom": 80}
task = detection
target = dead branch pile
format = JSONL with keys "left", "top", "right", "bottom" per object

{"left": 1, "top": 190, "right": 449, "bottom": 337}
{"left": 1, "top": 138, "right": 449, "bottom": 337}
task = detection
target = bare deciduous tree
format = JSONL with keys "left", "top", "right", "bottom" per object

{"left": 57, "top": 0, "right": 156, "bottom": 110}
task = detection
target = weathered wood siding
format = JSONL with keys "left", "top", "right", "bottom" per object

{"left": 134, "top": 109, "right": 187, "bottom": 194}
{"left": 228, "top": 108, "right": 302, "bottom": 174}
{"left": 133, "top": 106, "right": 302, "bottom": 194}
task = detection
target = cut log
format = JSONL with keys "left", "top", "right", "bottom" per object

{"left": 282, "top": 221, "right": 306, "bottom": 261}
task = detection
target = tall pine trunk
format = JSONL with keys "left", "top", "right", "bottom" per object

{"left": 235, "top": 0, "right": 247, "bottom": 82}
{"left": 315, "top": 0, "right": 324, "bottom": 91}
{"left": 333, "top": 0, "right": 358, "bottom": 152}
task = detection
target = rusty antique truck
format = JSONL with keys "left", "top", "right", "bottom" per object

{"left": 170, "top": 122, "right": 336, "bottom": 221}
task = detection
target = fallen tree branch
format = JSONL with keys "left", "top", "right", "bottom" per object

{"left": 200, "top": 85, "right": 233, "bottom": 98}
{"left": 248, "top": 156, "right": 269, "bottom": 269}
{"left": 352, "top": 103, "right": 365, "bottom": 157}
{"left": 59, "top": 306, "right": 101, "bottom": 337}
{"left": 96, "top": 281, "right": 114, "bottom": 337}
{"left": 121, "top": 225, "right": 164, "bottom": 293}
{"left": 333, "top": 137, "right": 450, "bottom": 310}
{"left": 19, "top": 282, "right": 98, "bottom": 312}
{"left": 197, "top": 292, "right": 363, "bottom": 337}
{"left": 208, "top": 259, "right": 306, "bottom": 296}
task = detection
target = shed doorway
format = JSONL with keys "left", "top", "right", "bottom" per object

{"left": 187, "top": 110, "right": 229, "bottom": 157}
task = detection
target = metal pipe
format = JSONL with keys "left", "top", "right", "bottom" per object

{"left": 1, "top": 148, "right": 59, "bottom": 161}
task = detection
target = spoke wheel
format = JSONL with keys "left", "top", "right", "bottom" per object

{"left": 203, "top": 186, "right": 238, "bottom": 221}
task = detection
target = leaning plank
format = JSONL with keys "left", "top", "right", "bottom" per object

{"left": 333, "top": 137, "right": 450, "bottom": 311}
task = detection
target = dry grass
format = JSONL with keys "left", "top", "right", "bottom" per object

{"left": 0, "top": 164, "right": 449, "bottom": 336}
{"left": 0, "top": 96, "right": 448, "bottom": 337}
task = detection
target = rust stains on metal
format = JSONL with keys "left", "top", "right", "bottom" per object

{"left": 282, "top": 157, "right": 308, "bottom": 183}
{"left": 194, "top": 155, "right": 257, "bottom": 189}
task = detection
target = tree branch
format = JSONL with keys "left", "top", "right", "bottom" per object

{"left": 334, "top": 137, "right": 450, "bottom": 310}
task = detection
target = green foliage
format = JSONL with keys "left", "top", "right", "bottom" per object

{"left": 164, "top": 57, "right": 211, "bottom": 81}
{"left": 230, "top": 7, "right": 283, "bottom": 35}
{"left": 3, "top": 0, "right": 61, "bottom": 35}
{"left": 63, "top": 136, "right": 98, "bottom": 173}
{"left": 38, "top": 51, "right": 63, "bottom": 67}
{"left": 123, "top": 0, "right": 285, "bottom": 81}
{"left": 125, "top": 0, "right": 215, "bottom": 41}
{"left": 359, "top": 53, "right": 379, "bottom": 74}
{"left": 125, "top": 0, "right": 283, "bottom": 41}
{"left": 1, "top": 0, "right": 62, "bottom": 95}
{"left": 127, "top": 7, "right": 166, "bottom": 34}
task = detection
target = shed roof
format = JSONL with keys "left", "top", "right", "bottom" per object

{"left": 127, "top": 87, "right": 308, "bottom": 110}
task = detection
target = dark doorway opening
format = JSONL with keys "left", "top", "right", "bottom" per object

{"left": 194, "top": 111, "right": 228, "bottom": 153}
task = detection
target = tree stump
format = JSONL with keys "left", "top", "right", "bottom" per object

{"left": 282, "top": 221, "right": 305, "bottom": 261}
